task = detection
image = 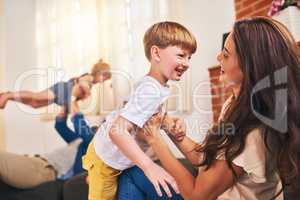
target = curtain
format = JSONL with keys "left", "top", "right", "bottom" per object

{"left": 36, "top": 0, "right": 191, "bottom": 116}
{"left": 36, "top": 0, "right": 113, "bottom": 115}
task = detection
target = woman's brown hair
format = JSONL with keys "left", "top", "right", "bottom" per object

{"left": 197, "top": 17, "right": 300, "bottom": 193}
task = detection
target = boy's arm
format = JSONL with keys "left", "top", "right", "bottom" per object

{"left": 109, "top": 116, "right": 179, "bottom": 197}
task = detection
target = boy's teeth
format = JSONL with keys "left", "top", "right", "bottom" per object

{"left": 176, "top": 68, "right": 183, "bottom": 73}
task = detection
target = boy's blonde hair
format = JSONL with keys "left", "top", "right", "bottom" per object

{"left": 143, "top": 21, "right": 197, "bottom": 61}
{"left": 91, "top": 59, "right": 110, "bottom": 76}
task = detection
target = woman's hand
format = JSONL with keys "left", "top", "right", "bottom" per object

{"left": 140, "top": 113, "right": 187, "bottom": 144}
{"left": 140, "top": 112, "right": 164, "bottom": 145}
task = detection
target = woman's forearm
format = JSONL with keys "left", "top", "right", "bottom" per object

{"left": 150, "top": 137, "right": 196, "bottom": 199}
{"left": 168, "top": 135, "right": 203, "bottom": 165}
{"left": 162, "top": 115, "right": 202, "bottom": 165}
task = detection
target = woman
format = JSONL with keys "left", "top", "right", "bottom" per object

{"left": 117, "top": 17, "right": 300, "bottom": 200}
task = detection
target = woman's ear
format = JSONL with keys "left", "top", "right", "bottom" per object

{"left": 150, "top": 45, "right": 160, "bottom": 62}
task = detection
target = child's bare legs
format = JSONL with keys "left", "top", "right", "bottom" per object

{"left": 0, "top": 89, "right": 55, "bottom": 109}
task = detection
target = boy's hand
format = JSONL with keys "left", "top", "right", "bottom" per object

{"left": 140, "top": 113, "right": 186, "bottom": 143}
{"left": 144, "top": 162, "right": 179, "bottom": 197}
{"left": 162, "top": 116, "right": 186, "bottom": 142}
{"left": 109, "top": 116, "right": 179, "bottom": 197}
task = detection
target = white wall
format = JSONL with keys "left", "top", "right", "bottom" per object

{"left": 2, "top": 0, "right": 66, "bottom": 154}
{"left": 168, "top": 0, "right": 235, "bottom": 143}
{"left": 1, "top": 0, "right": 235, "bottom": 156}
{"left": 0, "top": 0, "right": 6, "bottom": 150}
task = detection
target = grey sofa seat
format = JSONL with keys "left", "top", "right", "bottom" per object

{"left": 0, "top": 173, "right": 86, "bottom": 200}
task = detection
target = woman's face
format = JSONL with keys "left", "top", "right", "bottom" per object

{"left": 217, "top": 32, "right": 243, "bottom": 87}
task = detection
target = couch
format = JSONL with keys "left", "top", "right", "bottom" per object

{"left": 0, "top": 173, "right": 88, "bottom": 200}
{"left": 0, "top": 159, "right": 195, "bottom": 200}
{"left": 0, "top": 160, "right": 298, "bottom": 200}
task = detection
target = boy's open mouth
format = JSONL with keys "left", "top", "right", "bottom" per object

{"left": 175, "top": 67, "right": 185, "bottom": 77}
{"left": 220, "top": 67, "right": 225, "bottom": 74}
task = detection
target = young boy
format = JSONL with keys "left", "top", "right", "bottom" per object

{"left": 83, "top": 21, "right": 197, "bottom": 200}
{"left": 0, "top": 59, "right": 111, "bottom": 110}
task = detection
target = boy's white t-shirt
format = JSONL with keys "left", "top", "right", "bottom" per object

{"left": 93, "top": 76, "right": 171, "bottom": 170}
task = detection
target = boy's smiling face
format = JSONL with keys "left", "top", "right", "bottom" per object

{"left": 157, "top": 46, "right": 192, "bottom": 82}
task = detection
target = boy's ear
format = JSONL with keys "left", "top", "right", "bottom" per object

{"left": 150, "top": 45, "right": 160, "bottom": 62}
